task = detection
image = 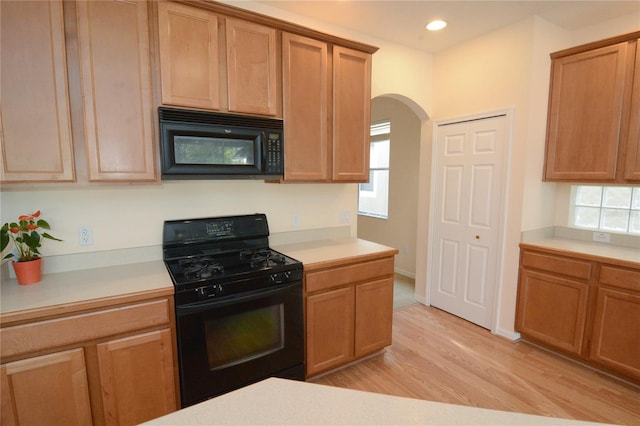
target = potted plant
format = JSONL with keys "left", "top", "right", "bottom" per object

{"left": 1, "top": 210, "right": 62, "bottom": 285}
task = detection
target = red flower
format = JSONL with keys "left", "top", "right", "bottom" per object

{"left": 27, "top": 224, "right": 38, "bottom": 230}
{"left": 18, "top": 215, "right": 32, "bottom": 221}
{"left": 9, "top": 227, "right": 20, "bottom": 234}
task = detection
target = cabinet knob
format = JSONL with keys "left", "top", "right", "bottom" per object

{"left": 475, "top": 235, "right": 480, "bottom": 239}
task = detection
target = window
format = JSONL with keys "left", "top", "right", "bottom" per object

{"left": 571, "top": 185, "right": 640, "bottom": 234}
{"left": 358, "top": 121, "right": 390, "bottom": 219}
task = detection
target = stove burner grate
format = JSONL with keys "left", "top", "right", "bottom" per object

{"left": 179, "top": 257, "right": 224, "bottom": 279}
{"left": 240, "top": 248, "right": 287, "bottom": 269}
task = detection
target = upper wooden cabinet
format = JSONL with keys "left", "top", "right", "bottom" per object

{"left": 0, "top": 0, "right": 76, "bottom": 183}
{"left": 157, "top": 2, "right": 279, "bottom": 116}
{"left": 282, "top": 33, "right": 372, "bottom": 182}
{"left": 76, "top": 0, "right": 157, "bottom": 182}
{"left": 624, "top": 39, "right": 640, "bottom": 180}
{"left": 544, "top": 32, "right": 640, "bottom": 183}
{"left": 226, "top": 18, "right": 278, "bottom": 116}
{"left": 157, "top": 1, "right": 220, "bottom": 110}
{"left": 282, "top": 33, "right": 329, "bottom": 181}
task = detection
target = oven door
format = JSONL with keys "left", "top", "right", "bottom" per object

{"left": 175, "top": 281, "right": 304, "bottom": 407}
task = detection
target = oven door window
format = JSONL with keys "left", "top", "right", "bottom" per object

{"left": 205, "top": 304, "right": 284, "bottom": 370}
{"left": 174, "top": 136, "right": 255, "bottom": 166}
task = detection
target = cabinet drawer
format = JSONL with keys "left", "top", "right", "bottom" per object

{"left": 521, "top": 251, "right": 592, "bottom": 280}
{"left": 305, "top": 257, "right": 394, "bottom": 293}
{"left": 599, "top": 265, "right": 640, "bottom": 292}
{"left": 1, "top": 298, "right": 171, "bottom": 359}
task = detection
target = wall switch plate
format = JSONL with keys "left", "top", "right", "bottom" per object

{"left": 79, "top": 227, "right": 93, "bottom": 246}
{"left": 592, "top": 231, "right": 611, "bottom": 243}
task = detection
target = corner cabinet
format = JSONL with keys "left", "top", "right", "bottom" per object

{"left": 157, "top": 1, "right": 279, "bottom": 117}
{"left": 516, "top": 245, "right": 640, "bottom": 383}
{"left": 304, "top": 256, "right": 395, "bottom": 377}
{"left": 544, "top": 31, "right": 640, "bottom": 183}
{"left": 282, "top": 33, "right": 372, "bottom": 182}
{"left": 0, "top": 0, "right": 76, "bottom": 183}
{"left": 0, "top": 295, "right": 178, "bottom": 425}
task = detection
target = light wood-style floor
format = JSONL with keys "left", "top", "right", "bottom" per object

{"left": 310, "top": 304, "right": 640, "bottom": 425}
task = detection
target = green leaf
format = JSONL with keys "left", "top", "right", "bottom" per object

{"left": 42, "top": 232, "right": 62, "bottom": 242}
{"left": 37, "top": 219, "right": 51, "bottom": 230}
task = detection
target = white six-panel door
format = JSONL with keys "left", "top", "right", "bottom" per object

{"left": 429, "top": 114, "right": 508, "bottom": 329}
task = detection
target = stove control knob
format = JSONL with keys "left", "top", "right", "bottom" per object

{"left": 195, "top": 287, "right": 209, "bottom": 299}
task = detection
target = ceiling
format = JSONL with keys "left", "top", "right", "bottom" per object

{"left": 255, "top": 1, "right": 640, "bottom": 53}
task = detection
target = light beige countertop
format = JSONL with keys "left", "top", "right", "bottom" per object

{"left": 520, "top": 238, "right": 639, "bottom": 268}
{"left": 142, "top": 377, "right": 605, "bottom": 426}
{"left": 0, "top": 260, "right": 173, "bottom": 323}
{"left": 273, "top": 237, "right": 399, "bottom": 271}
{"left": 0, "top": 238, "right": 396, "bottom": 322}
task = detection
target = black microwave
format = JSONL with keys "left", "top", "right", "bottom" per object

{"left": 159, "top": 107, "right": 284, "bottom": 180}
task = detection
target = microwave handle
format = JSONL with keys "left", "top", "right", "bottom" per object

{"left": 261, "top": 131, "right": 268, "bottom": 162}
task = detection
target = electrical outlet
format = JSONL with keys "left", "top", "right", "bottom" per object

{"left": 592, "top": 231, "right": 611, "bottom": 243}
{"left": 339, "top": 211, "right": 351, "bottom": 224}
{"left": 79, "top": 227, "right": 93, "bottom": 246}
{"left": 291, "top": 213, "right": 300, "bottom": 227}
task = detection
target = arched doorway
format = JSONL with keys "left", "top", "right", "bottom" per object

{"left": 357, "top": 94, "right": 429, "bottom": 309}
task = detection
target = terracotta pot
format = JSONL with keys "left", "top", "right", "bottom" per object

{"left": 12, "top": 258, "right": 42, "bottom": 285}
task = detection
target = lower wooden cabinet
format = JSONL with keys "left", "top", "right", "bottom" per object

{"left": 306, "top": 287, "right": 354, "bottom": 374}
{"left": 304, "top": 255, "right": 395, "bottom": 377}
{"left": 516, "top": 245, "right": 640, "bottom": 383}
{"left": 589, "top": 266, "right": 640, "bottom": 380}
{"left": 0, "top": 295, "right": 178, "bottom": 425}
{"left": 97, "top": 329, "right": 176, "bottom": 425}
{"left": 1, "top": 349, "right": 92, "bottom": 426}
{"left": 516, "top": 271, "right": 590, "bottom": 356}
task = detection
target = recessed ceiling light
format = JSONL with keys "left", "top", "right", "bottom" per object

{"left": 426, "top": 20, "right": 447, "bottom": 31}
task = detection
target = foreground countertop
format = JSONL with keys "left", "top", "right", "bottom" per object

{"left": 520, "top": 238, "right": 639, "bottom": 268}
{"left": 143, "top": 377, "right": 605, "bottom": 426}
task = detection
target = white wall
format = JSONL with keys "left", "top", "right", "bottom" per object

{"left": 0, "top": 182, "right": 356, "bottom": 258}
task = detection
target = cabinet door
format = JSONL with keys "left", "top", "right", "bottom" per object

{"left": 226, "top": 19, "right": 278, "bottom": 116}
{"left": 589, "top": 287, "right": 640, "bottom": 381}
{"left": 516, "top": 269, "right": 589, "bottom": 355}
{"left": 1, "top": 349, "right": 92, "bottom": 426}
{"left": 157, "top": 2, "right": 220, "bottom": 110}
{"left": 306, "top": 287, "right": 354, "bottom": 377}
{"left": 355, "top": 278, "right": 393, "bottom": 357}
{"left": 282, "top": 33, "right": 330, "bottom": 181}
{"left": 544, "top": 42, "right": 631, "bottom": 181}
{"left": 332, "top": 46, "right": 371, "bottom": 182}
{"left": 0, "top": 0, "right": 75, "bottom": 182}
{"left": 76, "top": 0, "right": 156, "bottom": 182}
{"left": 589, "top": 265, "right": 640, "bottom": 380}
{"left": 624, "top": 39, "right": 640, "bottom": 181}
{"left": 97, "top": 328, "right": 177, "bottom": 425}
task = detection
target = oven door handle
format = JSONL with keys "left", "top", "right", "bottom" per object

{"left": 176, "top": 282, "right": 299, "bottom": 316}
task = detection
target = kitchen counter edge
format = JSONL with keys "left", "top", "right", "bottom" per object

{"left": 272, "top": 237, "right": 399, "bottom": 271}
{"left": 519, "top": 238, "right": 639, "bottom": 269}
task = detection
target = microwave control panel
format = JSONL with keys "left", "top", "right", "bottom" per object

{"left": 265, "top": 133, "right": 283, "bottom": 174}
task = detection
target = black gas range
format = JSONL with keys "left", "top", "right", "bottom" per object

{"left": 163, "top": 214, "right": 303, "bottom": 305}
{"left": 162, "top": 214, "right": 305, "bottom": 407}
